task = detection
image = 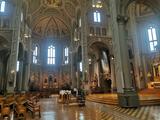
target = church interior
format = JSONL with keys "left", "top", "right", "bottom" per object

{"left": 1, "top": 0, "right": 160, "bottom": 119}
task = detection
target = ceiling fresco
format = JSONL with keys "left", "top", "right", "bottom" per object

{"left": 26, "top": 0, "right": 80, "bottom": 38}
{"left": 33, "top": 16, "right": 69, "bottom": 37}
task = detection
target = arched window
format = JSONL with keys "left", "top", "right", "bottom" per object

{"left": 79, "top": 62, "right": 82, "bottom": 72}
{"left": 64, "top": 47, "right": 69, "bottom": 64}
{"left": 33, "top": 45, "right": 39, "bottom": 64}
{"left": 16, "top": 61, "right": 20, "bottom": 72}
{"left": 93, "top": 11, "right": 101, "bottom": 23}
{"left": 48, "top": 45, "right": 55, "bottom": 65}
{"left": 147, "top": 26, "right": 158, "bottom": 52}
{"left": 0, "top": 1, "right": 5, "bottom": 12}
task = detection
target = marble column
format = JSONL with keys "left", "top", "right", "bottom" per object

{"left": 110, "top": 56, "right": 116, "bottom": 91}
{"left": 23, "top": 33, "right": 32, "bottom": 91}
{"left": 128, "top": 6, "right": 142, "bottom": 89}
{"left": 117, "top": 15, "right": 133, "bottom": 88}
{"left": 21, "top": 63, "right": 26, "bottom": 91}
{"left": 141, "top": 54, "right": 148, "bottom": 88}
{"left": 71, "top": 52, "right": 77, "bottom": 88}
{"left": 70, "top": 27, "right": 76, "bottom": 88}
{"left": 81, "top": 1, "right": 89, "bottom": 83}
{"left": 0, "top": 58, "right": 2, "bottom": 91}
{"left": 110, "top": 0, "right": 133, "bottom": 93}
{"left": 7, "top": 0, "right": 22, "bottom": 93}
{"left": 18, "top": 61, "right": 23, "bottom": 91}
{"left": 0, "top": 57, "right": 6, "bottom": 92}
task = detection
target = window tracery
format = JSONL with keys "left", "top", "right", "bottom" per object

{"left": 0, "top": 1, "right": 5, "bottom": 12}
{"left": 48, "top": 45, "right": 55, "bottom": 65}
{"left": 147, "top": 26, "right": 158, "bottom": 52}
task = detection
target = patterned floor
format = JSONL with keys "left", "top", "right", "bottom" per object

{"left": 111, "top": 105, "right": 160, "bottom": 120}
{"left": 3, "top": 97, "right": 160, "bottom": 120}
{"left": 9, "top": 98, "right": 114, "bottom": 120}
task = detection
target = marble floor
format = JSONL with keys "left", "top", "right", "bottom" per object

{"left": 26, "top": 97, "right": 114, "bottom": 120}
{"left": 6, "top": 96, "right": 160, "bottom": 120}
{"left": 87, "top": 89, "right": 160, "bottom": 105}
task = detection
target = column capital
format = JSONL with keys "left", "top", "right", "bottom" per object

{"left": 117, "top": 15, "right": 129, "bottom": 24}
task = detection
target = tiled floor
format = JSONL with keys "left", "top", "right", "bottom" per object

{"left": 26, "top": 98, "right": 114, "bottom": 120}
{"left": 6, "top": 96, "right": 160, "bottom": 120}
{"left": 111, "top": 105, "right": 160, "bottom": 120}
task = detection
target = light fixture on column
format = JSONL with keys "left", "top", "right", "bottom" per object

{"left": 111, "top": 56, "right": 114, "bottom": 60}
{"left": 92, "top": 0, "right": 103, "bottom": 8}
{"left": 24, "top": 34, "right": 31, "bottom": 38}
{"left": 89, "top": 58, "right": 92, "bottom": 64}
{"left": 110, "top": 55, "right": 114, "bottom": 60}
{"left": 11, "top": 70, "right": 15, "bottom": 74}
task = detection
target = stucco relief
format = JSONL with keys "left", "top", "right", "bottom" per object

{"left": 42, "top": 0, "right": 62, "bottom": 7}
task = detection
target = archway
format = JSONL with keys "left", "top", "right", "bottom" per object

{"left": 125, "top": 1, "right": 160, "bottom": 90}
{"left": 0, "top": 36, "right": 10, "bottom": 94}
{"left": 89, "top": 42, "right": 111, "bottom": 93}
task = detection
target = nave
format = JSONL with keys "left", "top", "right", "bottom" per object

{"left": 2, "top": 96, "right": 160, "bottom": 120}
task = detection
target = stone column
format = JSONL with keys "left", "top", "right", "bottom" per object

{"left": 18, "top": 61, "right": 23, "bottom": 91}
{"left": 21, "top": 63, "right": 26, "bottom": 91}
{"left": 110, "top": 56, "right": 116, "bottom": 91}
{"left": 110, "top": 0, "right": 139, "bottom": 107}
{"left": 7, "top": 0, "right": 22, "bottom": 93}
{"left": 81, "top": 1, "right": 89, "bottom": 82}
{"left": 128, "top": 6, "right": 142, "bottom": 89}
{"left": 141, "top": 54, "right": 148, "bottom": 88}
{"left": 71, "top": 52, "right": 77, "bottom": 87}
{"left": 0, "top": 57, "right": 6, "bottom": 92}
{"left": 118, "top": 15, "right": 133, "bottom": 88}
{"left": 23, "top": 32, "right": 32, "bottom": 91}
{"left": 70, "top": 27, "right": 76, "bottom": 87}
{"left": 0, "top": 58, "right": 2, "bottom": 90}
{"left": 109, "top": 0, "right": 132, "bottom": 93}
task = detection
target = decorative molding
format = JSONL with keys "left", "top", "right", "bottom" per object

{"left": 88, "top": 36, "right": 112, "bottom": 48}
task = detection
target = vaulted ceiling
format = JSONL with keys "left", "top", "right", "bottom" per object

{"left": 121, "top": 0, "right": 160, "bottom": 14}
{"left": 26, "top": 0, "right": 81, "bottom": 38}
{"left": 33, "top": 16, "right": 69, "bottom": 37}
{"left": 25, "top": 0, "right": 160, "bottom": 38}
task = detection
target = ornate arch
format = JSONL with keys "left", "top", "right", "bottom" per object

{"left": 121, "top": 0, "right": 160, "bottom": 15}
{"left": 88, "top": 37, "right": 112, "bottom": 49}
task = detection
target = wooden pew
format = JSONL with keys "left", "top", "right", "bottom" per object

{"left": 1, "top": 107, "right": 10, "bottom": 119}
{"left": 4, "top": 95, "right": 16, "bottom": 110}
{"left": 14, "top": 104, "right": 27, "bottom": 120}
{"left": 26, "top": 97, "right": 41, "bottom": 118}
